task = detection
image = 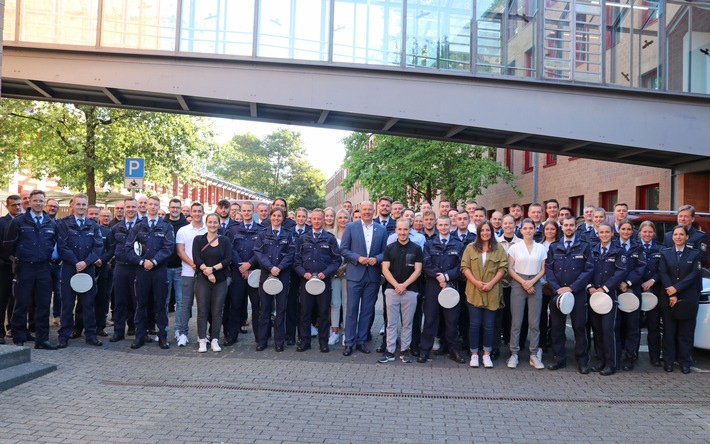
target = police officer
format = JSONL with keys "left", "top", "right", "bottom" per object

{"left": 638, "top": 220, "right": 664, "bottom": 367}
{"left": 587, "top": 222, "right": 627, "bottom": 376}
{"left": 253, "top": 206, "right": 295, "bottom": 352}
{"left": 286, "top": 207, "right": 311, "bottom": 345}
{"left": 0, "top": 195, "right": 22, "bottom": 344}
{"left": 93, "top": 207, "right": 114, "bottom": 337}
{"left": 108, "top": 198, "right": 138, "bottom": 342}
{"left": 56, "top": 194, "right": 104, "bottom": 348}
{"left": 223, "top": 201, "right": 264, "bottom": 346}
{"left": 663, "top": 204, "right": 708, "bottom": 267}
{"left": 126, "top": 195, "right": 175, "bottom": 350}
{"left": 293, "top": 208, "right": 341, "bottom": 353}
{"left": 3, "top": 190, "right": 58, "bottom": 349}
{"left": 418, "top": 215, "right": 466, "bottom": 364}
{"left": 545, "top": 215, "right": 594, "bottom": 374}
{"left": 616, "top": 219, "right": 646, "bottom": 371}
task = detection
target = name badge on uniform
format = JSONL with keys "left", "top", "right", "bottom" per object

{"left": 45, "top": 229, "right": 55, "bottom": 234}
{"left": 155, "top": 232, "right": 165, "bottom": 238}
{"left": 279, "top": 239, "right": 288, "bottom": 245}
{"left": 607, "top": 257, "right": 616, "bottom": 262}
{"left": 320, "top": 244, "right": 330, "bottom": 249}
{"left": 574, "top": 255, "right": 584, "bottom": 259}
{"left": 448, "top": 251, "right": 458, "bottom": 255}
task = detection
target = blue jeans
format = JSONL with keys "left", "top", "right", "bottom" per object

{"left": 468, "top": 303, "right": 496, "bottom": 353}
{"left": 165, "top": 267, "right": 182, "bottom": 335}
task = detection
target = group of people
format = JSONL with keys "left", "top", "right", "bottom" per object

{"left": 0, "top": 191, "right": 706, "bottom": 375}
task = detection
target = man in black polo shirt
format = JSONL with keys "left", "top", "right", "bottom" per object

{"left": 378, "top": 219, "right": 423, "bottom": 364}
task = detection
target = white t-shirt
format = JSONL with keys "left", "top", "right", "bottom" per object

{"left": 176, "top": 223, "right": 207, "bottom": 277}
{"left": 507, "top": 241, "right": 547, "bottom": 276}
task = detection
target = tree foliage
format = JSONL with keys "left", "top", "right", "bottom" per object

{"left": 0, "top": 99, "right": 211, "bottom": 203}
{"left": 208, "top": 128, "right": 325, "bottom": 209}
{"left": 342, "top": 133, "right": 520, "bottom": 209}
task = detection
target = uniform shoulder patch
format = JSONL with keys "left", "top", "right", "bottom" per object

{"left": 701, "top": 243, "right": 707, "bottom": 252}
{"left": 620, "top": 255, "right": 627, "bottom": 264}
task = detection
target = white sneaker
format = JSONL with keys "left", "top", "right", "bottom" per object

{"left": 537, "top": 348, "right": 543, "bottom": 362}
{"left": 507, "top": 354, "right": 519, "bottom": 368}
{"left": 198, "top": 338, "right": 207, "bottom": 353}
{"left": 177, "top": 334, "right": 188, "bottom": 347}
{"left": 174, "top": 330, "right": 180, "bottom": 341}
{"left": 328, "top": 331, "right": 339, "bottom": 345}
{"left": 530, "top": 354, "right": 545, "bottom": 369}
{"left": 310, "top": 326, "right": 318, "bottom": 337}
{"left": 483, "top": 354, "right": 493, "bottom": 368}
{"left": 211, "top": 338, "right": 222, "bottom": 352}
{"left": 470, "top": 354, "right": 479, "bottom": 368}
{"left": 432, "top": 337, "right": 440, "bottom": 352}
{"left": 379, "top": 326, "right": 385, "bottom": 335}
{"left": 154, "top": 335, "right": 159, "bottom": 342}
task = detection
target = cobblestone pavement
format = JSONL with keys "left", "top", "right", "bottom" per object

{"left": 2, "top": 305, "right": 709, "bottom": 444}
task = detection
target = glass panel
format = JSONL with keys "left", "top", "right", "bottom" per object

{"left": 333, "top": 0, "right": 403, "bottom": 66}
{"left": 257, "top": 0, "right": 330, "bottom": 61}
{"left": 684, "top": 5, "right": 710, "bottom": 94}
{"left": 605, "top": 0, "right": 634, "bottom": 86}
{"left": 476, "top": 0, "right": 504, "bottom": 74}
{"left": 633, "top": 0, "right": 661, "bottom": 89}
{"left": 102, "top": 0, "right": 177, "bottom": 51}
{"left": 543, "top": 0, "right": 572, "bottom": 80}
{"left": 506, "top": 0, "right": 537, "bottom": 78}
{"left": 405, "top": 0, "right": 472, "bottom": 71}
{"left": 574, "top": 0, "right": 601, "bottom": 83}
{"left": 3, "top": 0, "right": 17, "bottom": 41}
{"left": 179, "top": 0, "right": 254, "bottom": 56}
{"left": 21, "top": 0, "right": 98, "bottom": 45}
{"left": 666, "top": 2, "right": 689, "bottom": 92}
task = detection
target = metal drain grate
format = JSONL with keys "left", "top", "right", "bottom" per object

{"left": 100, "top": 380, "right": 709, "bottom": 406}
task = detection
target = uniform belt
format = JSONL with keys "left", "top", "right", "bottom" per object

{"left": 50, "top": 259, "right": 61, "bottom": 264}
{"left": 18, "top": 260, "right": 50, "bottom": 265}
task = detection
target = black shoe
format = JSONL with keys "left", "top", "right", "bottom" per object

{"left": 410, "top": 347, "right": 420, "bottom": 357}
{"left": 256, "top": 344, "right": 267, "bottom": 351}
{"left": 86, "top": 338, "right": 103, "bottom": 347}
{"left": 449, "top": 350, "right": 466, "bottom": 364}
{"left": 275, "top": 345, "right": 284, "bottom": 352}
{"left": 109, "top": 335, "right": 124, "bottom": 343}
{"left": 320, "top": 345, "right": 329, "bottom": 353}
{"left": 622, "top": 356, "right": 634, "bottom": 371}
{"left": 143, "top": 335, "right": 154, "bottom": 343}
{"left": 356, "top": 344, "right": 371, "bottom": 354}
{"left": 158, "top": 338, "right": 169, "bottom": 349}
{"left": 223, "top": 338, "right": 238, "bottom": 347}
{"left": 296, "top": 342, "right": 310, "bottom": 352}
{"left": 69, "top": 330, "right": 81, "bottom": 340}
{"left": 578, "top": 364, "right": 590, "bottom": 375}
{"left": 650, "top": 357, "right": 662, "bottom": 367}
{"left": 548, "top": 361, "right": 566, "bottom": 371}
{"left": 14, "top": 342, "right": 25, "bottom": 347}
{"left": 664, "top": 364, "right": 674, "bottom": 372}
{"left": 147, "top": 328, "right": 157, "bottom": 335}
{"left": 57, "top": 339, "right": 68, "bottom": 349}
{"left": 96, "top": 329, "right": 108, "bottom": 337}
{"left": 600, "top": 366, "right": 615, "bottom": 376}
{"left": 375, "top": 342, "right": 386, "bottom": 354}
{"left": 342, "top": 346, "right": 353, "bottom": 356}
{"left": 130, "top": 338, "right": 144, "bottom": 349}
{"left": 34, "top": 341, "right": 58, "bottom": 350}
{"left": 240, "top": 327, "right": 248, "bottom": 335}
{"left": 681, "top": 366, "right": 691, "bottom": 374}
{"left": 490, "top": 348, "right": 500, "bottom": 360}
{"left": 590, "top": 363, "right": 605, "bottom": 373}
{"left": 127, "top": 328, "right": 135, "bottom": 336}
{"left": 416, "top": 355, "right": 430, "bottom": 363}
{"left": 365, "top": 333, "right": 373, "bottom": 342}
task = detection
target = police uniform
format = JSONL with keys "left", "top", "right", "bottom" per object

{"left": 287, "top": 225, "right": 311, "bottom": 344}
{"left": 56, "top": 216, "right": 104, "bottom": 344}
{"left": 664, "top": 226, "right": 708, "bottom": 267}
{"left": 454, "top": 231, "right": 476, "bottom": 350}
{"left": 658, "top": 246, "right": 702, "bottom": 372}
{"left": 224, "top": 220, "right": 264, "bottom": 345}
{"left": 293, "top": 229, "right": 340, "bottom": 350}
{"left": 126, "top": 217, "right": 175, "bottom": 347}
{"left": 94, "top": 224, "right": 113, "bottom": 335}
{"left": 587, "top": 243, "right": 627, "bottom": 373}
{"left": 616, "top": 239, "right": 646, "bottom": 369}
{"left": 374, "top": 216, "right": 396, "bottom": 236}
{"left": 640, "top": 241, "right": 663, "bottom": 365}
{"left": 0, "top": 213, "right": 17, "bottom": 343}
{"left": 420, "top": 236, "right": 465, "bottom": 361}
{"left": 545, "top": 236, "right": 594, "bottom": 370}
{"left": 581, "top": 228, "right": 600, "bottom": 246}
{"left": 253, "top": 227, "right": 295, "bottom": 350}
{"left": 3, "top": 211, "right": 57, "bottom": 346}
{"left": 109, "top": 218, "right": 136, "bottom": 340}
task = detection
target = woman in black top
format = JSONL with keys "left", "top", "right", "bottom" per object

{"left": 192, "top": 213, "right": 232, "bottom": 353}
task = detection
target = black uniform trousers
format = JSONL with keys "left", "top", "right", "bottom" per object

{"left": 420, "top": 279, "right": 461, "bottom": 355}
{"left": 0, "top": 264, "right": 13, "bottom": 339}
{"left": 95, "top": 265, "right": 112, "bottom": 330}
{"left": 618, "top": 295, "right": 641, "bottom": 360}
{"left": 58, "top": 264, "right": 98, "bottom": 341}
{"left": 658, "top": 295, "right": 696, "bottom": 368}
{"left": 134, "top": 265, "right": 169, "bottom": 340}
{"left": 549, "top": 291, "right": 589, "bottom": 366}
{"left": 112, "top": 264, "right": 136, "bottom": 336}
{"left": 590, "top": 296, "right": 619, "bottom": 368}
{"left": 257, "top": 273, "right": 290, "bottom": 348}
{"left": 11, "top": 262, "right": 52, "bottom": 343}
{"left": 226, "top": 270, "right": 260, "bottom": 343}
{"left": 299, "top": 279, "right": 332, "bottom": 347}
{"left": 286, "top": 270, "right": 301, "bottom": 341}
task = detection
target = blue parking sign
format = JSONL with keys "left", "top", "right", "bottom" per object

{"left": 125, "top": 158, "right": 145, "bottom": 178}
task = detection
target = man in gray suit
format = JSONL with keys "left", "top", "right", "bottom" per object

{"left": 340, "top": 201, "right": 388, "bottom": 356}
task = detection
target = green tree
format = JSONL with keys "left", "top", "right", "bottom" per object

{"left": 0, "top": 99, "right": 211, "bottom": 203}
{"left": 341, "top": 133, "right": 520, "bottom": 208}
{"left": 208, "top": 128, "right": 325, "bottom": 208}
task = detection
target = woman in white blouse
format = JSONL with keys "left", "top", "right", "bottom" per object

{"left": 328, "top": 208, "right": 350, "bottom": 345}
{"left": 506, "top": 218, "right": 547, "bottom": 369}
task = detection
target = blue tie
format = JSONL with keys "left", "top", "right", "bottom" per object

{"left": 35, "top": 216, "right": 41, "bottom": 227}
